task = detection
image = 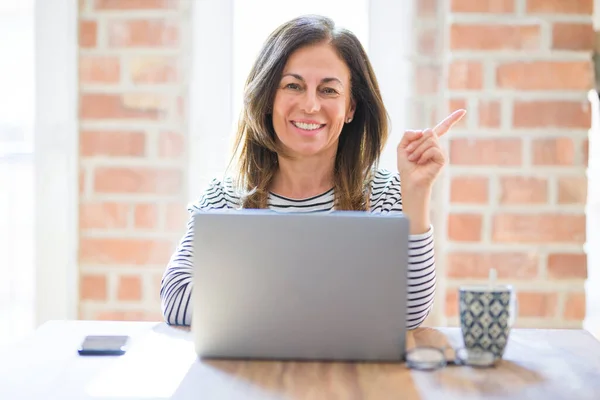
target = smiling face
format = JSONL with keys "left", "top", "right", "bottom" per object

{"left": 271, "top": 42, "right": 355, "bottom": 160}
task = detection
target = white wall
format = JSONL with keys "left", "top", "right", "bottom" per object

{"left": 585, "top": 89, "right": 600, "bottom": 337}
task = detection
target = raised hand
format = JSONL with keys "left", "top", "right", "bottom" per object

{"left": 397, "top": 109, "right": 466, "bottom": 190}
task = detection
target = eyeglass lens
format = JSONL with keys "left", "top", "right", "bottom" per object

{"left": 406, "top": 346, "right": 496, "bottom": 370}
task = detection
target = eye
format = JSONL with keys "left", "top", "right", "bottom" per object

{"left": 284, "top": 83, "right": 301, "bottom": 90}
{"left": 322, "top": 87, "right": 339, "bottom": 95}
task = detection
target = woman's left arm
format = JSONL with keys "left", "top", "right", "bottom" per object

{"left": 378, "top": 172, "right": 436, "bottom": 330}
{"left": 396, "top": 109, "right": 467, "bottom": 329}
{"left": 402, "top": 184, "right": 436, "bottom": 330}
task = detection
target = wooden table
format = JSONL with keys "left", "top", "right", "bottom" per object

{"left": 1, "top": 320, "right": 599, "bottom": 399}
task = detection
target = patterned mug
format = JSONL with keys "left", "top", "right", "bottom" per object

{"left": 459, "top": 285, "right": 518, "bottom": 359}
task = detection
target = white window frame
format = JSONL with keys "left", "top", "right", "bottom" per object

{"left": 585, "top": 89, "right": 599, "bottom": 336}
{"left": 33, "top": 0, "right": 79, "bottom": 325}
{"left": 188, "top": 0, "right": 235, "bottom": 198}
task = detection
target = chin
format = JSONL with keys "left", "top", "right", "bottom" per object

{"left": 285, "top": 144, "right": 326, "bottom": 158}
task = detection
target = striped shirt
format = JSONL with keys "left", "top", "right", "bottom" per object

{"left": 160, "top": 168, "right": 436, "bottom": 330}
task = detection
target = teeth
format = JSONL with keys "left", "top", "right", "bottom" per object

{"left": 293, "top": 121, "right": 322, "bottom": 130}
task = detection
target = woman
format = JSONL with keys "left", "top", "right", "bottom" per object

{"left": 160, "top": 15, "right": 465, "bottom": 330}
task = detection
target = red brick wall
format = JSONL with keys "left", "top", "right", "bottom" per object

{"left": 76, "top": 0, "right": 592, "bottom": 328}
{"left": 440, "top": 0, "right": 593, "bottom": 328}
{"left": 77, "top": 0, "right": 188, "bottom": 320}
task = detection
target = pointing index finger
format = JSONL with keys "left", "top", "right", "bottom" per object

{"left": 433, "top": 109, "right": 466, "bottom": 137}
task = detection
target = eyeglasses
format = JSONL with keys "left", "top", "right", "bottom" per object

{"left": 405, "top": 345, "right": 497, "bottom": 370}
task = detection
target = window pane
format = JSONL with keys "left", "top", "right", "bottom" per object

{"left": 0, "top": 0, "right": 35, "bottom": 349}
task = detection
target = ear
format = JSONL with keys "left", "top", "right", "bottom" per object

{"left": 346, "top": 98, "right": 356, "bottom": 123}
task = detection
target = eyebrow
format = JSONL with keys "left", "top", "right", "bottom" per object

{"left": 282, "top": 73, "right": 343, "bottom": 86}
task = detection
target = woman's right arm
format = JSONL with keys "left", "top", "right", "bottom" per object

{"left": 160, "top": 216, "right": 196, "bottom": 326}
{"left": 160, "top": 178, "right": 229, "bottom": 326}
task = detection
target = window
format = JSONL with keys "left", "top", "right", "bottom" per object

{"left": 0, "top": 0, "right": 35, "bottom": 348}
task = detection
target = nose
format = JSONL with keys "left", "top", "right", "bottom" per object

{"left": 301, "top": 90, "right": 320, "bottom": 114}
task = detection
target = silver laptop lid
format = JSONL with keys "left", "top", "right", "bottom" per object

{"left": 192, "top": 209, "right": 409, "bottom": 362}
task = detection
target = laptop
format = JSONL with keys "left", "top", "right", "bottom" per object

{"left": 191, "top": 209, "right": 409, "bottom": 362}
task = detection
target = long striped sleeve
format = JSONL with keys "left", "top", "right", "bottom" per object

{"left": 369, "top": 169, "right": 437, "bottom": 330}
{"left": 160, "top": 179, "right": 227, "bottom": 326}
{"left": 160, "top": 216, "right": 194, "bottom": 325}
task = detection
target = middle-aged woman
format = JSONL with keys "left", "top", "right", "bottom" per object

{"left": 160, "top": 14, "right": 465, "bottom": 330}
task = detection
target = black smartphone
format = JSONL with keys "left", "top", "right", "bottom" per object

{"left": 77, "top": 335, "right": 131, "bottom": 356}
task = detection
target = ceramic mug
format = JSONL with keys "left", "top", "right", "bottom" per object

{"left": 459, "top": 284, "right": 518, "bottom": 359}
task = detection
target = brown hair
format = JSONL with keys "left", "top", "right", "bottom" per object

{"left": 229, "top": 14, "right": 389, "bottom": 210}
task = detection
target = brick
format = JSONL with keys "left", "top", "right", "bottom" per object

{"left": 123, "top": 93, "right": 172, "bottom": 116}
{"left": 79, "top": 20, "right": 97, "bottom": 48}
{"left": 80, "top": 130, "right": 146, "bottom": 157}
{"left": 108, "top": 19, "right": 179, "bottom": 48}
{"left": 497, "top": 61, "right": 593, "bottom": 91}
{"left": 93, "top": 167, "right": 183, "bottom": 194}
{"left": 564, "top": 292, "right": 586, "bottom": 320}
{"left": 451, "top": 0, "right": 514, "bottom": 12}
{"left": 80, "top": 274, "right": 107, "bottom": 301}
{"left": 448, "top": 213, "right": 482, "bottom": 242}
{"left": 450, "top": 176, "right": 488, "bottom": 204}
{"left": 450, "top": 138, "right": 521, "bottom": 166}
{"left": 95, "top": 310, "right": 163, "bottom": 321}
{"left": 558, "top": 176, "right": 587, "bottom": 204}
{"left": 158, "top": 131, "right": 184, "bottom": 158}
{"left": 517, "top": 292, "right": 558, "bottom": 318}
{"left": 94, "top": 0, "right": 179, "bottom": 9}
{"left": 478, "top": 99, "right": 501, "bottom": 128}
{"left": 499, "top": 176, "right": 547, "bottom": 204}
{"left": 553, "top": 23, "right": 594, "bottom": 51}
{"left": 79, "top": 93, "right": 169, "bottom": 120}
{"left": 547, "top": 253, "right": 587, "bottom": 279}
{"left": 417, "top": 0, "right": 437, "bottom": 17}
{"left": 532, "top": 138, "right": 575, "bottom": 166}
{"left": 418, "top": 28, "right": 438, "bottom": 55}
{"left": 416, "top": 65, "right": 440, "bottom": 94}
{"left": 79, "top": 202, "right": 129, "bottom": 229}
{"left": 513, "top": 101, "right": 590, "bottom": 129}
{"left": 79, "top": 56, "right": 120, "bottom": 84}
{"left": 80, "top": 168, "right": 86, "bottom": 195}
{"left": 448, "top": 99, "right": 468, "bottom": 128}
{"left": 492, "top": 213, "right": 586, "bottom": 243}
{"left": 117, "top": 275, "right": 142, "bottom": 301}
{"left": 165, "top": 202, "right": 189, "bottom": 231}
{"left": 445, "top": 289, "right": 458, "bottom": 317}
{"left": 526, "top": 0, "right": 593, "bottom": 14}
{"left": 134, "top": 203, "right": 159, "bottom": 229}
{"left": 448, "top": 61, "right": 483, "bottom": 90}
{"left": 450, "top": 24, "right": 540, "bottom": 50}
{"left": 177, "top": 96, "right": 185, "bottom": 118}
{"left": 79, "top": 238, "right": 175, "bottom": 265}
{"left": 583, "top": 139, "right": 589, "bottom": 166}
{"left": 447, "top": 252, "right": 538, "bottom": 279}
{"left": 129, "top": 56, "right": 178, "bottom": 84}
